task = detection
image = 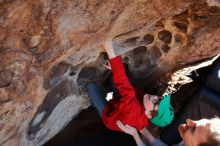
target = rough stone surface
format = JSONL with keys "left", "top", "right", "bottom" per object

{"left": 0, "top": 0, "right": 220, "bottom": 146}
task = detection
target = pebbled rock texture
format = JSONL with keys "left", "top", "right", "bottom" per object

{"left": 0, "top": 0, "right": 220, "bottom": 145}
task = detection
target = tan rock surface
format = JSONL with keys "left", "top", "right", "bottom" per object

{"left": 0, "top": 0, "right": 219, "bottom": 145}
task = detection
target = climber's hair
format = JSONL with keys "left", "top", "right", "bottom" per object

{"left": 150, "top": 99, "right": 160, "bottom": 117}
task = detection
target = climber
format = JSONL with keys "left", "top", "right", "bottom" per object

{"left": 116, "top": 117, "right": 220, "bottom": 146}
{"left": 86, "top": 40, "right": 174, "bottom": 133}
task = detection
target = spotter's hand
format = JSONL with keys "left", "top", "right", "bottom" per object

{"left": 116, "top": 120, "right": 138, "bottom": 136}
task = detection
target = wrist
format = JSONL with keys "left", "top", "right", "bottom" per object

{"left": 103, "top": 41, "right": 116, "bottom": 59}
{"left": 103, "top": 41, "right": 113, "bottom": 48}
{"left": 133, "top": 133, "right": 144, "bottom": 146}
{"left": 132, "top": 131, "right": 139, "bottom": 137}
{"left": 140, "top": 129, "right": 144, "bottom": 134}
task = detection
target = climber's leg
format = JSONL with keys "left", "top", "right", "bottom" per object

{"left": 86, "top": 82, "right": 108, "bottom": 116}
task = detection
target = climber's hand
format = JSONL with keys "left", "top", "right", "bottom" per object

{"left": 103, "top": 60, "right": 111, "bottom": 70}
{"left": 116, "top": 120, "right": 138, "bottom": 136}
{"left": 103, "top": 40, "right": 116, "bottom": 59}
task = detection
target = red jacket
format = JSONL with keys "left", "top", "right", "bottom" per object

{"left": 102, "top": 56, "right": 149, "bottom": 131}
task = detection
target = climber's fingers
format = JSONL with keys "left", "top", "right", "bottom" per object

{"left": 103, "top": 60, "right": 111, "bottom": 70}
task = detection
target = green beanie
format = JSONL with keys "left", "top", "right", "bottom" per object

{"left": 150, "top": 94, "right": 174, "bottom": 127}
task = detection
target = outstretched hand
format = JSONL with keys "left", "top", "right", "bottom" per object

{"left": 116, "top": 120, "right": 138, "bottom": 136}
{"left": 103, "top": 60, "right": 111, "bottom": 70}
{"left": 117, "top": 120, "right": 144, "bottom": 146}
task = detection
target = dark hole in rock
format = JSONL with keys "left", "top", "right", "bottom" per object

{"left": 69, "top": 71, "right": 75, "bottom": 76}
{"left": 43, "top": 77, "right": 50, "bottom": 90}
{"left": 0, "top": 82, "right": 11, "bottom": 88}
{"left": 103, "top": 52, "right": 109, "bottom": 60}
{"left": 122, "top": 56, "right": 129, "bottom": 63}
{"left": 134, "top": 59, "right": 144, "bottom": 68}
{"left": 209, "top": 6, "right": 220, "bottom": 14}
{"left": 43, "top": 62, "right": 71, "bottom": 90}
{"left": 174, "top": 21, "right": 188, "bottom": 33}
{"left": 158, "top": 30, "right": 172, "bottom": 44}
{"left": 155, "top": 19, "right": 164, "bottom": 27}
{"left": 131, "top": 46, "right": 147, "bottom": 56}
{"left": 0, "top": 70, "right": 13, "bottom": 88}
{"left": 174, "top": 34, "right": 183, "bottom": 43}
{"left": 77, "top": 53, "right": 112, "bottom": 91}
{"left": 149, "top": 46, "right": 162, "bottom": 65}
{"left": 50, "top": 62, "right": 70, "bottom": 78}
{"left": 69, "top": 67, "right": 76, "bottom": 76}
{"left": 123, "top": 46, "right": 151, "bottom": 79}
{"left": 195, "top": 15, "right": 208, "bottom": 20}
{"left": 173, "top": 10, "right": 188, "bottom": 23}
{"left": 77, "top": 67, "right": 99, "bottom": 87}
{"left": 161, "top": 44, "right": 171, "bottom": 53}
{"left": 143, "top": 34, "right": 154, "bottom": 45}
{"left": 111, "top": 10, "right": 115, "bottom": 14}
{"left": 125, "top": 36, "right": 140, "bottom": 43}
{"left": 132, "top": 46, "right": 148, "bottom": 68}
{"left": 0, "top": 99, "right": 12, "bottom": 105}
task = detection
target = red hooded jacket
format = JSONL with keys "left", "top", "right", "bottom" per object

{"left": 102, "top": 56, "right": 149, "bottom": 131}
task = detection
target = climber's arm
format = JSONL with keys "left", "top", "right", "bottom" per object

{"left": 140, "top": 127, "right": 156, "bottom": 144}
{"left": 117, "top": 120, "right": 146, "bottom": 146}
{"left": 102, "top": 40, "right": 136, "bottom": 102}
{"left": 103, "top": 40, "right": 116, "bottom": 59}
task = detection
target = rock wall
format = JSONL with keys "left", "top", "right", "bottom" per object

{"left": 0, "top": 0, "right": 220, "bottom": 145}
